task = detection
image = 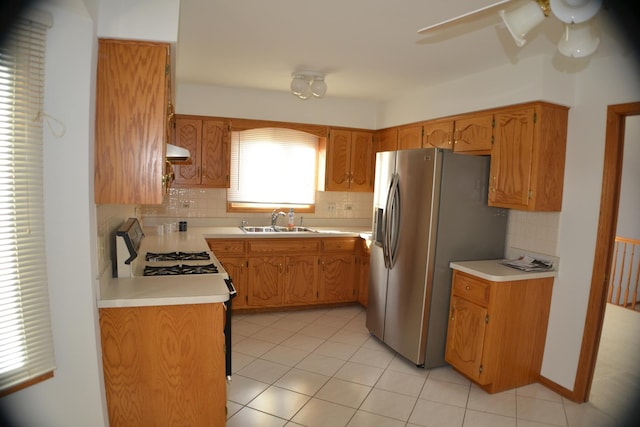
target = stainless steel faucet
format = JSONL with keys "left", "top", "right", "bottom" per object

{"left": 271, "top": 209, "right": 286, "bottom": 226}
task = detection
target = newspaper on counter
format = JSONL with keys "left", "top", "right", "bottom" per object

{"left": 502, "top": 255, "right": 553, "bottom": 272}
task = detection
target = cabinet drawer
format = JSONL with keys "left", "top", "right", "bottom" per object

{"left": 248, "top": 239, "right": 320, "bottom": 254}
{"left": 452, "top": 272, "right": 490, "bottom": 306}
{"left": 207, "top": 239, "right": 246, "bottom": 255}
{"left": 322, "top": 238, "right": 356, "bottom": 252}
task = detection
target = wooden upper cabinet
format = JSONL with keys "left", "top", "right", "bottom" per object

{"left": 489, "top": 102, "right": 568, "bottom": 211}
{"left": 202, "top": 120, "right": 231, "bottom": 187}
{"left": 173, "top": 117, "right": 230, "bottom": 188}
{"left": 375, "top": 128, "right": 398, "bottom": 153}
{"left": 453, "top": 112, "right": 494, "bottom": 153}
{"left": 397, "top": 125, "right": 423, "bottom": 150}
{"left": 423, "top": 119, "right": 454, "bottom": 149}
{"left": 326, "top": 129, "right": 374, "bottom": 192}
{"left": 95, "top": 39, "right": 171, "bottom": 204}
{"left": 173, "top": 118, "right": 202, "bottom": 186}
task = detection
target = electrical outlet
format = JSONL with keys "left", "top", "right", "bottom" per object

{"left": 181, "top": 202, "right": 190, "bottom": 208}
{"left": 328, "top": 203, "right": 336, "bottom": 212}
{"left": 345, "top": 204, "right": 352, "bottom": 210}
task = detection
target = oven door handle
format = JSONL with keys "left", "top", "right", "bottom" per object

{"left": 225, "top": 278, "right": 237, "bottom": 299}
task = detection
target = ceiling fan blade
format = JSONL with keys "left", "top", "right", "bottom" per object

{"left": 417, "top": 0, "right": 514, "bottom": 34}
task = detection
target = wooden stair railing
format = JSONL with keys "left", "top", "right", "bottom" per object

{"left": 607, "top": 236, "right": 640, "bottom": 310}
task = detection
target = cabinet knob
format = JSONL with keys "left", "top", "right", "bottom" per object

{"left": 465, "top": 285, "right": 470, "bottom": 290}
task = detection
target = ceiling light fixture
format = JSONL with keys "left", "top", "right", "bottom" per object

{"left": 290, "top": 71, "right": 327, "bottom": 100}
{"left": 499, "top": 0, "right": 602, "bottom": 57}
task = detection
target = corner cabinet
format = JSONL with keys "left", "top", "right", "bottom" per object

{"left": 173, "top": 116, "right": 231, "bottom": 188}
{"left": 95, "top": 39, "right": 173, "bottom": 204}
{"left": 326, "top": 129, "right": 374, "bottom": 192}
{"left": 489, "top": 102, "right": 568, "bottom": 211}
{"left": 445, "top": 270, "right": 554, "bottom": 393}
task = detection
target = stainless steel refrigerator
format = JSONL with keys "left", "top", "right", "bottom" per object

{"left": 366, "top": 148, "right": 508, "bottom": 367}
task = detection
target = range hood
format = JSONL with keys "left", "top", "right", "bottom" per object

{"left": 166, "top": 143, "right": 190, "bottom": 162}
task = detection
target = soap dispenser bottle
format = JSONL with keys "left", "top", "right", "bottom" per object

{"left": 287, "top": 208, "right": 295, "bottom": 228}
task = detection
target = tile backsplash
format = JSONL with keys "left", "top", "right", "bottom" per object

{"left": 140, "top": 188, "right": 374, "bottom": 227}
{"left": 506, "top": 210, "right": 560, "bottom": 257}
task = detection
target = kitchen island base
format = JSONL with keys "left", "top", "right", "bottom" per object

{"left": 99, "top": 303, "right": 226, "bottom": 427}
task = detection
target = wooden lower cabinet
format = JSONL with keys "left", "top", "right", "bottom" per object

{"left": 445, "top": 270, "right": 553, "bottom": 393}
{"left": 248, "top": 256, "right": 285, "bottom": 306}
{"left": 208, "top": 239, "right": 248, "bottom": 308}
{"left": 357, "top": 239, "right": 370, "bottom": 307}
{"left": 99, "top": 303, "right": 226, "bottom": 427}
{"left": 285, "top": 255, "right": 319, "bottom": 304}
{"left": 207, "top": 237, "right": 361, "bottom": 310}
{"left": 320, "top": 253, "right": 356, "bottom": 302}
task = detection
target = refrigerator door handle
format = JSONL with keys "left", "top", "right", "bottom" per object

{"left": 386, "top": 173, "right": 401, "bottom": 268}
{"left": 382, "top": 176, "right": 394, "bottom": 268}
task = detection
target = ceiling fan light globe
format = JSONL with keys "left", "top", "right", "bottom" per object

{"left": 499, "top": 2, "right": 547, "bottom": 47}
{"left": 550, "top": 0, "right": 602, "bottom": 24}
{"left": 290, "top": 76, "right": 309, "bottom": 96}
{"left": 310, "top": 78, "right": 327, "bottom": 98}
{"left": 557, "top": 21, "right": 600, "bottom": 57}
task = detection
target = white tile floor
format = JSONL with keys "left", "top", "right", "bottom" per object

{"left": 227, "top": 305, "right": 623, "bottom": 427}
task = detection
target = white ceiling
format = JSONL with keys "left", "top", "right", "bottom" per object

{"left": 176, "top": 0, "right": 619, "bottom": 103}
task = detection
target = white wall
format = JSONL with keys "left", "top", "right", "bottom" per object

{"left": 176, "top": 82, "right": 379, "bottom": 129}
{"left": 545, "top": 52, "right": 640, "bottom": 388}
{"left": 0, "top": 2, "right": 109, "bottom": 427}
{"left": 96, "top": 0, "right": 179, "bottom": 42}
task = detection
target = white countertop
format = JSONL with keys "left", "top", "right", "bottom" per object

{"left": 450, "top": 259, "right": 558, "bottom": 282}
{"left": 199, "top": 226, "right": 370, "bottom": 239}
{"left": 98, "top": 225, "right": 371, "bottom": 309}
{"left": 98, "top": 274, "right": 231, "bottom": 308}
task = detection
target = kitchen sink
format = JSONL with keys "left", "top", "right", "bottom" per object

{"left": 240, "top": 225, "right": 317, "bottom": 233}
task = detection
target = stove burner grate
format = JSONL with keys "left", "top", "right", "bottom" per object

{"left": 143, "top": 263, "right": 219, "bottom": 276}
{"left": 145, "top": 251, "right": 211, "bottom": 262}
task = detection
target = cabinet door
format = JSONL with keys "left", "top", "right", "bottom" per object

{"left": 174, "top": 118, "right": 202, "bottom": 186}
{"left": 489, "top": 107, "right": 535, "bottom": 208}
{"left": 357, "top": 241, "right": 370, "bottom": 307}
{"left": 397, "top": 125, "right": 423, "bottom": 150}
{"left": 445, "top": 296, "right": 488, "bottom": 384}
{"left": 454, "top": 113, "right": 494, "bottom": 153}
{"left": 320, "top": 254, "right": 356, "bottom": 302}
{"left": 284, "top": 255, "right": 318, "bottom": 304}
{"left": 247, "top": 256, "right": 284, "bottom": 306}
{"left": 349, "top": 131, "right": 374, "bottom": 192}
{"left": 326, "top": 130, "right": 351, "bottom": 191}
{"left": 218, "top": 257, "right": 248, "bottom": 308}
{"left": 100, "top": 304, "right": 226, "bottom": 426}
{"left": 423, "top": 119, "right": 454, "bottom": 149}
{"left": 201, "top": 120, "right": 230, "bottom": 188}
{"left": 375, "top": 128, "right": 398, "bottom": 153}
{"left": 95, "top": 40, "right": 170, "bottom": 204}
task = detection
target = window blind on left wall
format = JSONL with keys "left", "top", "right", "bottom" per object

{"left": 0, "top": 9, "right": 55, "bottom": 395}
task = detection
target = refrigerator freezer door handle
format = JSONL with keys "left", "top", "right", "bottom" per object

{"left": 387, "top": 174, "right": 400, "bottom": 268}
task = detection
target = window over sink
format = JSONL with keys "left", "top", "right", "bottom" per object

{"left": 227, "top": 127, "right": 319, "bottom": 212}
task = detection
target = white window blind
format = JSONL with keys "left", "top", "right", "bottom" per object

{"left": 228, "top": 127, "right": 318, "bottom": 207}
{"left": 0, "top": 10, "right": 55, "bottom": 395}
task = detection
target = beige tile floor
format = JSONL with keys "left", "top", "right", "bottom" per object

{"left": 226, "top": 305, "right": 628, "bottom": 427}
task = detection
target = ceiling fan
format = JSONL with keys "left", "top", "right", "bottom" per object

{"left": 417, "top": 0, "right": 603, "bottom": 58}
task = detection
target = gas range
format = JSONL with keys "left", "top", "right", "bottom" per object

{"left": 114, "top": 218, "right": 225, "bottom": 279}
{"left": 142, "top": 251, "right": 220, "bottom": 276}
